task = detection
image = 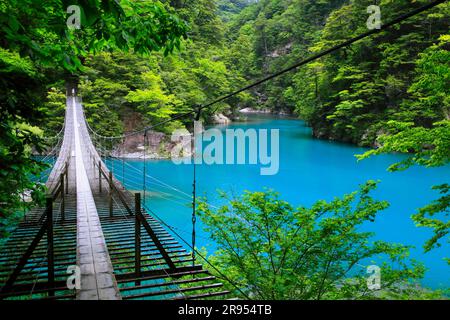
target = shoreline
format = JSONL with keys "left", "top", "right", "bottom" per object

{"left": 239, "top": 107, "right": 291, "bottom": 116}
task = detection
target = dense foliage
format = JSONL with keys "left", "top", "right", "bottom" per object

{"left": 80, "top": 0, "right": 252, "bottom": 138}
{"left": 0, "top": 0, "right": 186, "bottom": 236}
{"left": 198, "top": 183, "right": 447, "bottom": 299}
{"left": 357, "top": 35, "right": 449, "bottom": 264}
{"left": 64, "top": 0, "right": 450, "bottom": 147}
{"left": 227, "top": 0, "right": 449, "bottom": 146}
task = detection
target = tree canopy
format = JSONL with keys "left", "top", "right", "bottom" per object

{"left": 0, "top": 0, "right": 187, "bottom": 236}
{"left": 197, "top": 182, "right": 443, "bottom": 299}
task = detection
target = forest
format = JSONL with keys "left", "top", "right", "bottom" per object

{"left": 0, "top": 0, "right": 449, "bottom": 301}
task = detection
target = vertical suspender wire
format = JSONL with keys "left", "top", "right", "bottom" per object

{"left": 107, "top": 137, "right": 110, "bottom": 171}
{"left": 192, "top": 108, "right": 201, "bottom": 268}
{"left": 110, "top": 137, "right": 114, "bottom": 176}
{"left": 107, "top": 138, "right": 109, "bottom": 169}
{"left": 122, "top": 137, "right": 125, "bottom": 188}
{"left": 104, "top": 137, "right": 108, "bottom": 171}
{"left": 103, "top": 137, "right": 106, "bottom": 164}
{"left": 101, "top": 136, "right": 104, "bottom": 162}
{"left": 143, "top": 131, "right": 147, "bottom": 206}
{"left": 21, "top": 177, "right": 26, "bottom": 222}
{"left": 192, "top": 138, "right": 197, "bottom": 268}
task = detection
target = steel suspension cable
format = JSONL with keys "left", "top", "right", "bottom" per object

{"left": 191, "top": 127, "right": 197, "bottom": 267}
{"left": 143, "top": 132, "right": 147, "bottom": 206}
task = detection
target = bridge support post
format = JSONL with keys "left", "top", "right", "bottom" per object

{"left": 135, "top": 193, "right": 141, "bottom": 285}
{"left": 46, "top": 197, "right": 55, "bottom": 297}
{"left": 109, "top": 171, "right": 113, "bottom": 217}
{"left": 60, "top": 173, "right": 65, "bottom": 221}
{"left": 98, "top": 161, "right": 102, "bottom": 193}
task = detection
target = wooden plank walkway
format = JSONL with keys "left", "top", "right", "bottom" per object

{"left": 71, "top": 97, "right": 120, "bottom": 300}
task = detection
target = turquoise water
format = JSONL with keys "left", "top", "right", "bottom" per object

{"left": 109, "top": 115, "right": 449, "bottom": 289}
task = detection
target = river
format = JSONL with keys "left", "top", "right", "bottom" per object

{"left": 108, "top": 114, "right": 449, "bottom": 289}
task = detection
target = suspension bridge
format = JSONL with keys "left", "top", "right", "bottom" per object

{"left": 0, "top": 1, "right": 443, "bottom": 300}
{"left": 0, "top": 92, "right": 231, "bottom": 300}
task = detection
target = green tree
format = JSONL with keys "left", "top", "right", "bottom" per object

{"left": 198, "top": 182, "right": 429, "bottom": 299}
{"left": 0, "top": 0, "right": 187, "bottom": 237}
{"left": 226, "top": 0, "right": 448, "bottom": 144}
{"left": 39, "top": 87, "right": 67, "bottom": 136}
{"left": 126, "top": 71, "right": 183, "bottom": 133}
{"left": 357, "top": 36, "right": 450, "bottom": 264}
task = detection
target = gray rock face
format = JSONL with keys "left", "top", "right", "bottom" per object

{"left": 212, "top": 113, "right": 231, "bottom": 124}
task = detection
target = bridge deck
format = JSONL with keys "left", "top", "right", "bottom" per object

{"left": 72, "top": 96, "right": 120, "bottom": 300}
{"left": 0, "top": 94, "right": 231, "bottom": 300}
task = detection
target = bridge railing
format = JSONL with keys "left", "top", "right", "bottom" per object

{"left": 92, "top": 155, "right": 178, "bottom": 272}
{"left": 0, "top": 157, "right": 71, "bottom": 298}
{"left": 45, "top": 98, "right": 74, "bottom": 193}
